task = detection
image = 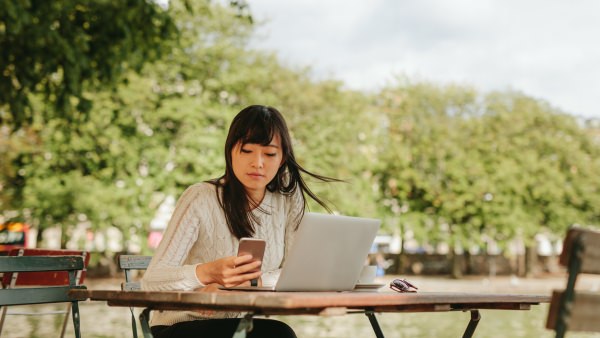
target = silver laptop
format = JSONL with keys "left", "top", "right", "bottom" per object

{"left": 222, "top": 212, "right": 380, "bottom": 292}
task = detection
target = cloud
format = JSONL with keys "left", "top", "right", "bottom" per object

{"left": 249, "top": 0, "right": 600, "bottom": 117}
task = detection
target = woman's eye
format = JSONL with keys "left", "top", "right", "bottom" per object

{"left": 241, "top": 148, "right": 251, "bottom": 154}
{"left": 265, "top": 153, "right": 277, "bottom": 157}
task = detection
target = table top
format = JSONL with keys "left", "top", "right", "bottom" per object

{"left": 70, "top": 289, "right": 550, "bottom": 316}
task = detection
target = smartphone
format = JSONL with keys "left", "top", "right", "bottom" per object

{"left": 237, "top": 238, "right": 266, "bottom": 263}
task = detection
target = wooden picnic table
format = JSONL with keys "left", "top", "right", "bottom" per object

{"left": 70, "top": 289, "right": 550, "bottom": 338}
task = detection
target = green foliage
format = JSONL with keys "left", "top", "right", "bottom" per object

{"left": 374, "top": 79, "right": 600, "bottom": 249}
{"left": 480, "top": 93, "right": 600, "bottom": 237}
{"left": 0, "top": 0, "right": 177, "bottom": 129}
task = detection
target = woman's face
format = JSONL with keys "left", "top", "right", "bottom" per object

{"left": 231, "top": 134, "right": 284, "bottom": 201}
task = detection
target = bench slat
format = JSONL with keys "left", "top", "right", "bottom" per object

{"left": 580, "top": 233, "right": 600, "bottom": 274}
{"left": 568, "top": 291, "right": 600, "bottom": 332}
{"left": 119, "top": 255, "right": 152, "bottom": 270}
{"left": 0, "top": 286, "right": 87, "bottom": 306}
{"left": 546, "top": 291, "right": 560, "bottom": 329}
{"left": 560, "top": 228, "right": 600, "bottom": 274}
{"left": 548, "top": 290, "right": 600, "bottom": 332}
{"left": 0, "top": 256, "right": 84, "bottom": 273}
{"left": 122, "top": 281, "right": 142, "bottom": 291}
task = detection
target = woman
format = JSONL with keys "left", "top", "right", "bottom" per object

{"left": 142, "top": 105, "right": 337, "bottom": 337}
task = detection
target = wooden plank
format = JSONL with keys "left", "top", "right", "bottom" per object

{"left": 567, "top": 291, "right": 600, "bottom": 332}
{"left": 560, "top": 227, "right": 600, "bottom": 274}
{"left": 546, "top": 290, "right": 600, "bottom": 333}
{"left": 69, "top": 289, "right": 549, "bottom": 312}
{"left": 580, "top": 232, "right": 600, "bottom": 274}
{"left": 560, "top": 228, "right": 579, "bottom": 266}
{"left": 546, "top": 291, "right": 561, "bottom": 329}
{"left": 0, "top": 256, "right": 83, "bottom": 273}
{"left": 0, "top": 285, "right": 87, "bottom": 306}
{"left": 250, "top": 292, "right": 548, "bottom": 309}
{"left": 122, "top": 281, "right": 142, "bottom": 291}
{"left": 119, "top": 255, "right": 152, "bottom": 270}
{"left": 1, "top": 249, "right": 90, "bottom": 286}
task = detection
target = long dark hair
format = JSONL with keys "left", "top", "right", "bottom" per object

{"left": 210, "top": 105, "right": 339, "bottom": 239}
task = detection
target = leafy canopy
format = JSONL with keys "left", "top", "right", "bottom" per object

{"left": 0, "top": 0, "right": 177, "bottom": 129}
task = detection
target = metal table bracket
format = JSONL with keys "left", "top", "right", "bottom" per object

{"left": 365, "top": 310, "right": 385, "bottom": 338}
{"left": 462, "top": 310, "right": 481, "bottom": 338}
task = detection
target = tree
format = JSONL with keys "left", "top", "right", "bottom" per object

{"left": 480, "top": 92, "right": 600, "bottom": 239}
{"left": 374, "top": 79, "right": 600, "bottom": 275}
{"left": 375, "top": 80, "right": 482, "bottom": 247}
{"left": 0, "top": 0, "right": 177, "bottom": 129}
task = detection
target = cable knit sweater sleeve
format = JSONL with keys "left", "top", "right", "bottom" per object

{"left": 141, "top": 183, "right": 208, "bottom": 291}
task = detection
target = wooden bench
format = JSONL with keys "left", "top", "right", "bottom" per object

{"left": 0, "top": 255, "right": 88, "bottom": 338}
{"left": 546, "top": 227, "right": 600, "bottom": 337}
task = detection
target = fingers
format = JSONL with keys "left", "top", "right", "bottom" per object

{"left": 235, "top": 259, "right": 262, "bottom": 273}
{"left": 221, "top": 269, "right": 262, "bottom": 287}
{"left": 232, "top": 265, "right": 261, "bottom": 283}
{"left": 222, "top": 258, "right": 262, "bottom": 286}
{"left": 233, "top": 254, "right": 256, "bottom": 266}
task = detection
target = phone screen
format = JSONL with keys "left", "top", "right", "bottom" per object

{"left": 237, "top": 238, "right": 266, "bottom": 262}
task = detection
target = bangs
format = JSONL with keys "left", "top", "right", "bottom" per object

{"left": 239, "top": 113, "right": 278, "bottom": 146}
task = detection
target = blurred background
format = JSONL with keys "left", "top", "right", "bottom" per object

{"left": 1, "top": 1, "right": 600, "bottom": 336}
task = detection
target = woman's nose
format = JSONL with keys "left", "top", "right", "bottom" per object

{"left": 252, "top": 154, "right": 264, "bottom": 168}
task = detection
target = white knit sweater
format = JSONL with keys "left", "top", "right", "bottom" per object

{"left": 141, "top": 182, "right": 303, "bottom": 326}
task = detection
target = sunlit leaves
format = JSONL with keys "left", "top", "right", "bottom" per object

{"left": 0, "top": 0, "right": 177, "bottom": 129}
{"left": 375, "top": 82, "right": 600, "bottom": 249}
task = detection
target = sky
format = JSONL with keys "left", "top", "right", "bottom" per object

{"left": 248, "top": 0, "right": 600, "bottom": 119}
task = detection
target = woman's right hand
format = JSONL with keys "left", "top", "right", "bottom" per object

{"left": 195, "top": 254, "right": 262, "bottom": 287}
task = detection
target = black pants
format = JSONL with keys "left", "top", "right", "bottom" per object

{"left": 151, "top": 318, "right": 297, "bottom": 338}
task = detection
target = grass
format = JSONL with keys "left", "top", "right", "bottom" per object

{"left": 279, "top": 304, "right": 600, "bottom": 338}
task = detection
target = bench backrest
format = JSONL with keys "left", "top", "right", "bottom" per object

{"left": 119, "top": 255, "right": 152, "bottom": 291}
{"left": 546, "top": 227, "right": 600, "bottom": 337}
{"left": 0, "top": 255, "right": 87, "bottom": 338}
{"left": 1, "top": 248, "right": 90, "bottom": 287}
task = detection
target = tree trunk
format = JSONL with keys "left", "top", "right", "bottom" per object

{"left": 464, "top": 251, "right": 472, "bottom": 275}
{"left": 488, "top": 254, "right": 497, "bottom": 278}
{"left": 517, "top": 252, "right": 527, "bottom": 277}
{"left": 524, "top": 245, "right": 536, "bottom": 277}
{"left": 450, "top": 251, "right": 463, "bottom": 279}
{"left": 395, "top": 252, "right": 405, "bottom": 275}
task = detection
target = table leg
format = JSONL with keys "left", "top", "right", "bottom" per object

{"left": 365, "top": 310, "right": 385, "bottom": 338}
{"left": 232, "top": 313, "right": 254, "bottom": 338}
{"left": 462, "top": 310, "right": 481, "bottom": 338}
